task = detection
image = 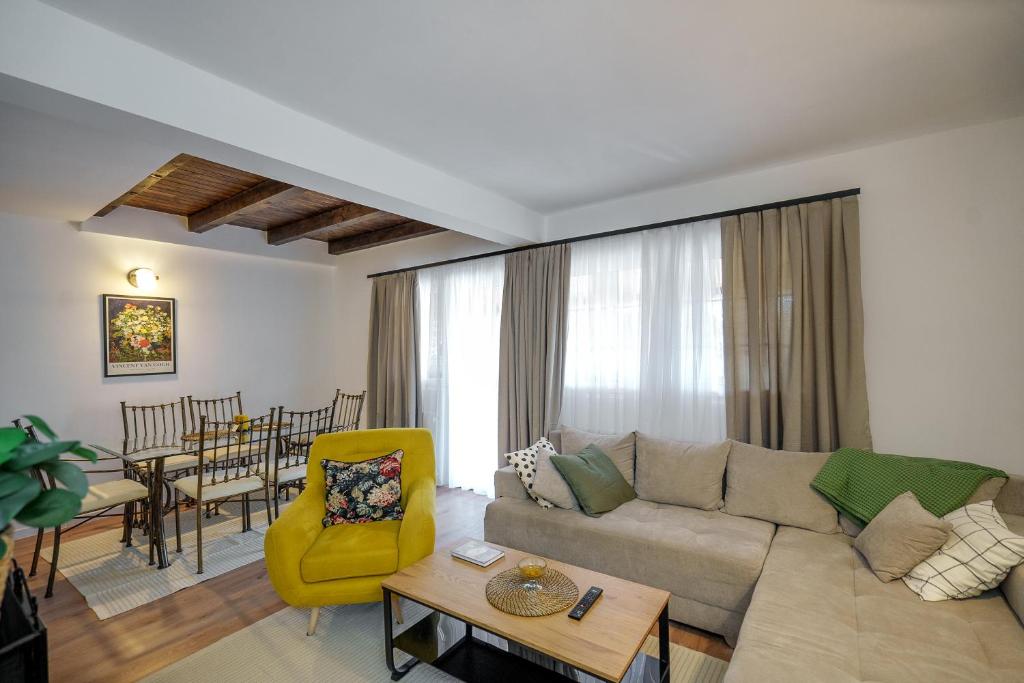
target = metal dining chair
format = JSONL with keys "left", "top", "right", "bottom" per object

{"left": 332, "top": 390, "right": 366, "bottom": 432}
{"left": 269, "top": 394, "right": 340, "bottom": 519}
{"left": 172, "top": 410, "right": 275, "bottom": 574}
{"left": 16, "top": 419, "right": 149, "bottom": 598}
{"left": 186, "top": 391, "right": 244, "bottom": 431}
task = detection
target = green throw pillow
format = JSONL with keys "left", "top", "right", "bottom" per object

{"left": 550, "top": 444, "right": 635, "bottom": 517}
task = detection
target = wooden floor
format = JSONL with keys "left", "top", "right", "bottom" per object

{"left": 15, "top": 487, "right": 732, "bottom": 682}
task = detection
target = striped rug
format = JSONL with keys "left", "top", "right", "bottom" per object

{"left": 42, "top": 500, "right": 284, "bottom": 619}
{"left": 143, "top": 601, "right": 728, "bottom": 682}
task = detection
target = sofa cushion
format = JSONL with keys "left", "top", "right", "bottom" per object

{"left": 300, "top": 520, "right": 401, "bottom": 582}
{"left": 903, "top": 502, "right": 1024, "bottom": 601}
{"left": 551, "top": 445, "right": 635, "bottom": 516}
{"left": 1002, "top": 513, "right": 1024, "bottom": 626}
{"left": 725, "top": 526, "right": 1024, "bottom": 683}
{"left": 484, "top": 496, "right": 775, "bottom": 616}
{"left": 724, "top": 441, "right": 840, "bottom": 534}
{"left": 854, "top": 492, "right": 951, "bottom": 582}
{"left": 635, "top": 434, "right": 729, "bottom": 510}
{"left": 532, "top": 448, "right": 579, "bottom": 510}
{"left": 503, "top": 438, "right": 556, "bottom": 508}
{"left": 560, "top": 426, "right": 636, "bottom": 487}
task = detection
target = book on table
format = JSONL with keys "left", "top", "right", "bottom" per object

{"left": 451, "top": 540, "right": 504, "bottom": 567}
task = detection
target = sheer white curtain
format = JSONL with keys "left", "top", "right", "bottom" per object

{"left": 418, "top": 257, "right": 504, "bottom": 496}
{"left": 560, "top": 219, "right": 726, "bottom": 442}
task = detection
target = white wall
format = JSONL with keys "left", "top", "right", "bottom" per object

{"left": 0, "top": 210, "right": 339, "bottom": 458}
{"left": 546, "top": 116, "right": 1024, "bottom": 472}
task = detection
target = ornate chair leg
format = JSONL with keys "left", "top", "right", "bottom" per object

{"left": 46, "top": 525, "right": 61, "bottom": 598}
{"left": 264, "top": 486, "right": 273, "bottom": 526}
{"left": 195, "top": 504, "right": 204, "bottom": 574}
{"left": 273, "top": 483, "right": 280, "bottom": 519}
{"left": 122, "top": 501, "right": 133, "bottom": 547}
{"left": 174, "top": 488, "right": 182, "bottom": 553}
{"left": 30, "top": 527, "right": 44, "bottom": 577}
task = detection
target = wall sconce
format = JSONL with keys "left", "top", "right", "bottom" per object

{"left": 127, "top": 267, "right": 159, "bottom": 290}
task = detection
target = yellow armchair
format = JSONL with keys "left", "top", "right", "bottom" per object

{"left": 264, "top": 428, "right": 436, "bottom": 634}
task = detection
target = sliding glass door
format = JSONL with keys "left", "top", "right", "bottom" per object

{"left": 418, "top": 257, "right": 504, "bottom": 496}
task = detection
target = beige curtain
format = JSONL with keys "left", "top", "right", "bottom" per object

{"left": 498, "top": 244, "right": 571, "bottom": 458}
{"left": 366, "top": 271, "right": 419, "bottom": 428}
{"left": 722, "top": 196, "right": 872, "bottom": 451}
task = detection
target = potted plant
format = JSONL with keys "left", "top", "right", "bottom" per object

{"left": 0, "top": 416, "right": 96, "bottom": 595}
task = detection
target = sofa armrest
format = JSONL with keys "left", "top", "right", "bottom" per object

{"left": 495, "top": 465, "right": 529, "bottom": 500}
{"left": 263, "top": 486, "right": 324, "bottom": 605}
{"left": 398, "top": 478, "right": 436, "bottom": 568}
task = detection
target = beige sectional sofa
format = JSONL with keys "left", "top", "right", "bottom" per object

{"left": 483, "top": 432, "right": 1024, "bottom": 681}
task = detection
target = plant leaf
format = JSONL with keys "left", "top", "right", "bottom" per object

{"left": 0, "top": 428, "right": 27, "bottom": 455}
{"left": 23, "top": 415, "right": 57, "bottom": 440}
{"left": 0, "top": 471, "right": 37, "bottom": 498}
{"left": 39, "top": 460, "right": 89, "bottom": 497}
{"left": 69, "top": 446, "right": 98, "bottom": 463}
{"left": 14, "top": 488, "right": 81, "bottom": 528}
{"left": 2, "top": 440, "right": 80, "bottom": 471}
{"left": 0, "top": 476, "right": 41, "bottom": 528}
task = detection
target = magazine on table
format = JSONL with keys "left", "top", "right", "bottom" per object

{"left": 451, "top": 540, "right": 504, "bottom": 567}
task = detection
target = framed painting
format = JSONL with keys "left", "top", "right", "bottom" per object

{"left": 103, "top": 294, "right": 177, "bottom": 377}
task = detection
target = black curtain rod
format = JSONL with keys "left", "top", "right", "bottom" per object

{"left": 367, "top": 187, "right": 860, "bottom": 279}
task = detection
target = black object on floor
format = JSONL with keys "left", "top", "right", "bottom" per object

{"left": 0, "top": 559, "right": 49, "bottom": 682}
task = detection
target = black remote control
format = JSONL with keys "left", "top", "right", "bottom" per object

{"left": 568, "top": 586, "right": 603, "bottom": 620}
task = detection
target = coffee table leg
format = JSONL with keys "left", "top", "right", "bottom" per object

{"left": 659, "top": 603, "right": 670, "bottom": 682}
{"left": 383, "top": 587, "right": 419, "bottom": 680}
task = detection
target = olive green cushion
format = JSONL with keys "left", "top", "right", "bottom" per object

{"left": 550, "top": 445, "right": 636, "bottom": 517}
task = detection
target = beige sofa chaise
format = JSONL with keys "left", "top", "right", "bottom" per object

{"left": 484, "top": 432, "right": 1024, "bottom": 681}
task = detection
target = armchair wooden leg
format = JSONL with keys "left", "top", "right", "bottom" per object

{"left": 307, "top": 607, "right": 320, "bottom": 636}
{"left": 392, "top": 593, "right": 404, "bottom": 625}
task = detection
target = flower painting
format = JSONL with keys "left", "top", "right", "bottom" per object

{"left": 103, "top": 295, "right": 176, "bottom": 377}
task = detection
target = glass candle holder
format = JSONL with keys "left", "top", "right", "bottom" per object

{"left": 517, "top": 556, "right": 547, "bottom": 591}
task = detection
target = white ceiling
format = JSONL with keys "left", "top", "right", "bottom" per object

{"left": 40, "top": 0, "right": 1024, "bottom": 212}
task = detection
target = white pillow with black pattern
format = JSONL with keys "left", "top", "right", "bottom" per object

{"left": 903, "top": 501, "right": 1024, "bottom": 601}
{"left": 503, "top": 438, "right": 556, "bottom": 509}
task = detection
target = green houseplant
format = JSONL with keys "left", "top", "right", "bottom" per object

{"left": 0, "top": 416, "right": 97, "bottom": 592}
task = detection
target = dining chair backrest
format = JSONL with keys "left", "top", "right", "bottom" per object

{"left": 333, "top": 390, "right": 366, "bottom": 432}
{"left": 274, "top": 398, "right": 338, "bottom": 481}
{"left": 195, "top": 409, "right": 275, "bottom": 490}
{"left": 187, "top": 391, "right": 244, "bottom": 431}
{"left": 120, "top": 399, "right": 187, "bottom": 453}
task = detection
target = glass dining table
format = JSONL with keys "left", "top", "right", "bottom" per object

{"left": 91, "top": 422, "right": 287, "bottom": 569}
{"left": 90, "top": 437, "right": 198, "bottom": 569}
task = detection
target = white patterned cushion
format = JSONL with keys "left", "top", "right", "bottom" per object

{"left": 503, "top": 439, "right": 556, "bottom": 509}
{"left": 903, "top": 501, "right": 1024, "bottom": 601}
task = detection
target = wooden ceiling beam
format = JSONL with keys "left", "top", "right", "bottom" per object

{"left": 328, "top": 221, "right": 447, "bottom": 255}
{"left": 266, "top": 203, "right": 383, "bottom": 246}
{"left": 93, "top": 154, "right": 191, "bottom": 217}
{"left": 187, "top": 179, "right": 302, "bottom": 233}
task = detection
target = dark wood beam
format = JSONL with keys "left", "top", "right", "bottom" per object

{"left": 94, "top": 154, "right": 191, "bottom": 217}
{"left": 187, "top": 179, "right": 302, "bottom": 233}
{"left": 328, "top": 221, "right": 447, "bottom": 255}
{"left": 266, "top": 203, "right": 383, "bottom": 246}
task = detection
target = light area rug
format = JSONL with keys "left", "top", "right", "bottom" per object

{"left": 42, "top": 500, "right": 285, "bottom": 620}
{"left": 143, "top": 601, "right": 728, "bottom": 683}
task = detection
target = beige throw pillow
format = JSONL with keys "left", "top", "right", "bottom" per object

{"left": 635, "top": 434, "right": 729, "bottom": 510}
{"left": 854, "top": 492, "right": 952, "bottom": 582}
{"left": 723, "top": 441, "right": 840, "bottom": 534}
{"left": 532, "top": 450, "right": 579, "bottom": 510}
{"left": 560, "top": 426, "right": 636, "bottom": 487}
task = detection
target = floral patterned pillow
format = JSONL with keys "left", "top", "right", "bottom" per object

{"left": 321, "top": 450, "right": 404, "bottom": 526}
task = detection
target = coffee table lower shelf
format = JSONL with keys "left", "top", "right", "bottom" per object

{"left": 384, "top": 587, "right": 668, "bottom": 683}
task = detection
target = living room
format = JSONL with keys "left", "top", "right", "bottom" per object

{"left": 0, "top": 2, "right": 1022, "bottom": 681}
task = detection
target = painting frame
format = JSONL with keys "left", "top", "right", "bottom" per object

{"left": 102, "top": 294, "right": 177, "bottom": 378}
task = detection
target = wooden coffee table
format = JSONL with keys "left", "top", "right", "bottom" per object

{"left": 381, "top": 540, "right": 671, "bottom": 682}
